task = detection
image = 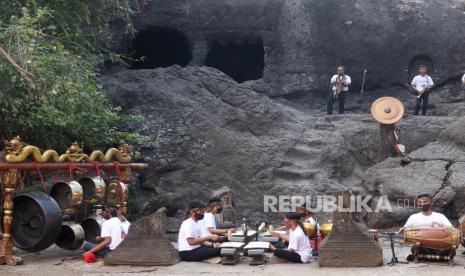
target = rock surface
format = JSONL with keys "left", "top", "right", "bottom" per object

{"left": 103, "top": 66, "right": 457, "bottom": 222}
{"left": 114, "top": 0, "right": 465, "bottom": 108}
{"left": 363, "top": 117, "right": 465, "bottom": 228}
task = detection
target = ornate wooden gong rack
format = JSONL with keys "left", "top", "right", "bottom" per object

{"left": 0, "top": 137, "right": 148, "bottom": 265}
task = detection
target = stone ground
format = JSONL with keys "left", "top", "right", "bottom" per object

{"left": 2, "top": 237, "right": 465, "bottom": 276}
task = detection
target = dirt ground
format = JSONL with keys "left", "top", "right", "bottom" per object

{"left": 2, "top": 238, "right": 465, "bottom": 276}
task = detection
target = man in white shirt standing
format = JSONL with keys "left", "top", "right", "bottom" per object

{"left": 327, "top": 66, "right": 352, "bottom": 115}
{"left": 399, "top": 194, "right": 453, "bottom": 261}
{"left": 83, "top": 205, "right": 130, "bottom": 257}
{"left": 178, "top": 201, "right": 221, "bottom": 262}
{"left": 410, "top": 65, "right": 434, "bottom": 115}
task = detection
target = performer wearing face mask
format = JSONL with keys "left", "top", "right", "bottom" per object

{"left": 83, "top": 204, "right": 130, "bottom": 258}
{"left": 199, "top": 197, "right": 235, "bottom": 241}
{"left": 178, "top": 201, "right": 221, "bottom": 262}
{"left": 398, "top": 194, "right": 452, "bottom": 261}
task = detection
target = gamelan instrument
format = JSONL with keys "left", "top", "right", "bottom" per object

{"left": 244, "top": 241, "right": 270, "bottom": 265}
{"left": 370, "top": 97, "right": 404, "bottom": 125}
{"left": 219, "top": 242, "right": 245, "bottom": 265}
{"left": 11, "top": 192, "right": 62, "bottom": 252}
{"left": 79, "top": 176, "right": 106, "bottom": 204}
{"left": 55, "top": 222, "right": 85, "bottom": 250}
{"left": 303, "top": 222, "right": 315, "bottom": 237}
{"left": 320, "top": 223, "right": 333, "bottom": 238}
{"left": 403, "top": 226, "right": 460, "bottom": 250}
{"left": 50, "top": 181, "right": 83, "bottom": 210}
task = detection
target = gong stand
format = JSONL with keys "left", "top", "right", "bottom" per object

{"left": 0, "top": 137, "right": 148, "bottom": 265}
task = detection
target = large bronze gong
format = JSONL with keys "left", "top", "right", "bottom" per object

{"left": 81, "top": 216, "right": 104, "bottom": 243}
{"left": 11, "top": 192, "right": 62, "bottom": 252}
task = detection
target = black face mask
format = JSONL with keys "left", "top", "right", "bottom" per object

{"left": 421, "top": 204, "right": 432, "bottom": 212}
{"left": 195, "top": 213, "right": 204, "bottom": 220}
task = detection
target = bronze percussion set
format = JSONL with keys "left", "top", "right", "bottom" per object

{"left": 11, "top": 176, "right": 130, "bottom": 252}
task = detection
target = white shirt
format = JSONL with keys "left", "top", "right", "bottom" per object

{"left": 331, "top": 75, "right": 351, "bottom": 91}
{"left": 403, "top": 212, "right": 452, "bottom": 228}
{"left": 411, "top": 75, "right": 434, "bottom": 92}
{"left": 288, "top": 225, "right": 312, "bottom": 263}
{"left": 101, "top": 217, "right": 129, "bottom": 250}
{"left": 178, "top": 218, "right": 202, "bottom": 251}
{"left": 462, "top": 74, "right": 465, "bottom": 82}
{"left": 199, "top": 212, "right": 216, "bottom": 238}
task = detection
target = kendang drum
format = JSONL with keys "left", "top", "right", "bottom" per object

{"left": 79, "top": 176, "right": 106, "bottom": 204}
{"left": 106, "top": 180, "right": 128, "bottom": 204}
{"left": 50, "top": 180, "right": 83, "bottom": 209}
{"left": 404, "top": 226, "right": 460, "bottom": 250}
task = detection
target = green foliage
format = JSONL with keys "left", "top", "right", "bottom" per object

{"left": 0, "top": 1, "right": 148, "bottom": 151}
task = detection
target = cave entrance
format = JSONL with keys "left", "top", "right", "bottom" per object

{"left": 408, "top": 55, "right": 434, "bottom": 81}
{"left": 130, "top": 27, "right": 192, "bottom": 69}
{"left": 205, "top": 38, "right": 264, "bottom": 83}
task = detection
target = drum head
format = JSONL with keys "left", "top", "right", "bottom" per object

{"left": 371, "top": 97, "right": 404, "bottom": 124}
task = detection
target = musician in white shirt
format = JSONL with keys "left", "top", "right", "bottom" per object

{"left": 178, "top": 201, "right": 221, "bottom": 262}
{"left": 410, "top": 65, "right": 434, "bottom": 115}
{"left": 327, "top": 66, "right": 352, "bottom": 115}
{"left": 269, "top": 212, "right": 312, "bottom": 263}
{"left": 399, "top": 194, "right": 454, "bottom": 261}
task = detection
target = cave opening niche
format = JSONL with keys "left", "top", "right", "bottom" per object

{"left": 408, "top": 55, "right": 434, "bottom": 81}
{"left": 131, "top": 27, "right": 192, "bottom": 69}
{"left": 205, "top": 38, "right": 265, "bottom": 83}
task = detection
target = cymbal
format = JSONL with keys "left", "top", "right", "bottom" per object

{"left": 371, "top": 97, "right": 404, "bottom": 124}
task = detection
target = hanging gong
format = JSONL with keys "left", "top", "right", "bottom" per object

{"left": 50, "top": 180, "right": 83, "bottom": 209}
{"left": 55, "top": 222, "right": 85, "bottom": 250}
{"left": 11, "top": 192, "right": 62, "bottom": 252}
{"left": 370, "top": 97, "right": 404, "bottom": 124}
{"left": 79, "top": 176, "right": 106, "bottom": 204}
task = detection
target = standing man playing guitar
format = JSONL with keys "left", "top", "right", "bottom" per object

{"left": 410, "top": 65, "right": 434, "bottom": 115}
{"left": 327, "top": 66, "right": 352, "bottom": 115}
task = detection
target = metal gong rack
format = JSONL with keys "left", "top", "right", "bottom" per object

{"left": 0, "top": 136, "right": 148, "bottom": 265}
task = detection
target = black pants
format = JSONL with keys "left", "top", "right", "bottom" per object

{"left": 179, "top": 246, "right": 221, "bottom": 262}
{"left": 327, "top": 90, "right": 347, "bottom": 115}
{"left": 274, "top": 249, "right": 303, "bottom": 263}
{"left": 414, "top": 91, "right": 429, "bottom": 115}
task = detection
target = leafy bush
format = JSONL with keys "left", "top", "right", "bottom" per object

{"left": 0, "top": 1, "right": 148, "bottom": 151}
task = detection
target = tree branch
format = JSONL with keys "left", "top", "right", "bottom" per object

{"left": 0, "top": 45, "right": 36, "bottom": 90}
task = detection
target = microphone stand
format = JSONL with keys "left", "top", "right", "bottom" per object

{"left": 384, "top": 232, "right": 408, "bottom": 265}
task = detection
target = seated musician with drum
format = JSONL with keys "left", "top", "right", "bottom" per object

{"left": 399, "top": 194, "right": 453, "bottom": 261}
{"left": 83, "top": 204, "right": 130, "bottom": 258}
{"left": 269, "top": 212, "right": 312, "bottom": 263}
{"left": 178, "top": 201, "right": 222, "bottom": 262}
{"left": 199, "top": 197, "right": 235, "bottom": 242}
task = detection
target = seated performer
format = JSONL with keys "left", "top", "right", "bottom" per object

{"left": 199, "top": 197, "right": 235, "bottom": 242}
{"left": 399, "top": 194, "right": 453, "bottom": 261}
{"left": 270, "top": 212, "right": 312, "bottom": 263}
{"left": 410, "top": 65, "right": 434, "bottom": 116}
{"left": 327, "top": 66, "right": 352, "bottom": 115}
{"left": 178, "top": 201, "right": 221, "bottom": 262}
{"left": 297, "top": 203, "right": 316, "bottom": 224}
{"left": 83, "top": 204, "right": 130, "bottom": 257}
